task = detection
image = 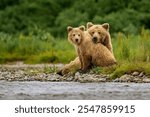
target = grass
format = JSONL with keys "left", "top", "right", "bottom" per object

{"left": 113, "top": 29, "right": 150, "bottom": 63}
{"left": 0, "top": 28, "right": 150, "bottom": 78}
{"left": 92, "top": 62, "right": 150, "bottom": 79}
{"left": 0, "top": 30, "right": 76, "bottom": 64}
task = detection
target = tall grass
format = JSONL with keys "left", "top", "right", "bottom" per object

{"left": 112, "top": 28, "right": 150, "bottom": 63}
{"left": 0, "top": 30, "right": 76, "bottom": 64}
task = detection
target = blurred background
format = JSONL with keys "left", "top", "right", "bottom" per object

{"left": 0, "top": 0, "right": 150, "bottom": 65}
{"left": 0, "top": 0, "right": 150, "bottom": 36}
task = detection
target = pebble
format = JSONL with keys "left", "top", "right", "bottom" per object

{"left": 75, "top": 72, "right": 80, "bottom": 76}
{"left": 139, "top": 72, "right": 144, "bottom": 77}
{"left": 119, "top": 74, "right": 133, "bottom": 82}
{"left": 113, "top": 78, "right": 120, "bottom": 82}
{"left": 132, "top": 71, "right": 139, "bottom": 76}
{"left": 143, "top": 78, "right": 150, "bottom": 83}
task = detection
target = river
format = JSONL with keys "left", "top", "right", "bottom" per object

{"left": 0, "top": 81, "right": 150, "bottom": 100}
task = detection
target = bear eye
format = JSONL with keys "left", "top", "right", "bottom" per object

{"left": 98, "top": 32, "right": 101, "bottom": 34}
{"left": 78, "top": 34, "right": 80, "bottom": 36}
{"left": 73, "top": 34, "right": 75, "bottom": 36}
{"left": 92, "top": 32, "right": 94, "bottom": 34}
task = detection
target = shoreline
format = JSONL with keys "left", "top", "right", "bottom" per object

{"left": 0, "top": 62, "right": 150, "bottom": 83}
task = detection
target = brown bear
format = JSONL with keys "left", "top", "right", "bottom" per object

{"left": 87, "top": 22, "right": 113, "bottom": 54}
{"left": 67, "top": 26, "right": 116, "bottom": 72}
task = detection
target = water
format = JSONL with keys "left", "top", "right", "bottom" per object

{"left": 0, "top": 81, "right": 150, "bottom": 100}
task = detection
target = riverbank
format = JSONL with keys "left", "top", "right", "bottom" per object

{"left": 0, "top": 62, "right": 150, "bottom": 83}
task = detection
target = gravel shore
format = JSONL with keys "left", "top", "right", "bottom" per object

{"left": 0, "top": 62, "right": 150, "bottom": 83}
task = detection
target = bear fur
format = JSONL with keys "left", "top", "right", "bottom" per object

{"left": 87, "top": 22, "right": 113, "bottom": 54}
{"left": 67, "top": 26, "right": 116, "bottom": 72}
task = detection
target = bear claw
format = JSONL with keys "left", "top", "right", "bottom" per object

{"left": 56, "top": 70, "right": 63, "bottom": 76}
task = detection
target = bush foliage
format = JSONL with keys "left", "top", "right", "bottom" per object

{"left": 0, "top": 0, "right": 150, "bottom": 36}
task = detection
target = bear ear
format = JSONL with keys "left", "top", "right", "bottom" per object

{"left": 79, "top": 25, "right": 85, "bottom": 31}
{"left": 102, "top": 23, "right": 109, "bottom": 31}
{"left": 87, "top": 22, "right": 94, "bottom": 29}
{"left": 67, "top": 26, "right": 73, "bottom": 32}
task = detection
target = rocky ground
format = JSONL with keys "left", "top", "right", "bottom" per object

{"left": 0, "top": 62, "right": 150, "bottom": 83}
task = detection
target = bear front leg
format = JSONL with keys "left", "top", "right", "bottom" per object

{"left": 77, "top": 51, "right": 85, "bottom": 73}
{"left": 77, "top": 48, "right": 83, "bottom": 69}
{"left": 81, "top": 55, "right": 91, "bottom": 73}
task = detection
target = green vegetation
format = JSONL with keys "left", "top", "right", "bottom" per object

{"left": 0, "top": 30, "right": 76, "bottom": 64}
{"left": 0, "top": 0, "right": 150, "bottom": 36}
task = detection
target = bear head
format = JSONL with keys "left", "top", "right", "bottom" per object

{"left": 67, "top": 26, "right": 85, "bottom": 46}
{"left": 87, "top": 22, "right": 110, "bottom": 44}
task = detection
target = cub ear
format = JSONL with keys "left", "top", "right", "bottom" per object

{"left": 87, "top": 22, "right": 94, "bottom": 29}
{"left": 67, "top": 26, "right": 73, "bottom": 32}
{"left": 102, "top": 23, "right": 109, "bottom": 31}
{"left": 79, "top": 25, "right": 85, "bottom": 31}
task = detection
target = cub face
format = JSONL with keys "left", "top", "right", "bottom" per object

{"left": 87, "top": 22, "right": 109, "bottom": 44}
{"left": 67, "top": 26, "right": 85, "bottom": 46}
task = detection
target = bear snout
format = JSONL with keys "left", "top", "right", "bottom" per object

{"left": 75, "top": 38, "right": 79, "bottom": 42}
{"left": 92, "top": 37, "right": 97, "bottom": 43}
